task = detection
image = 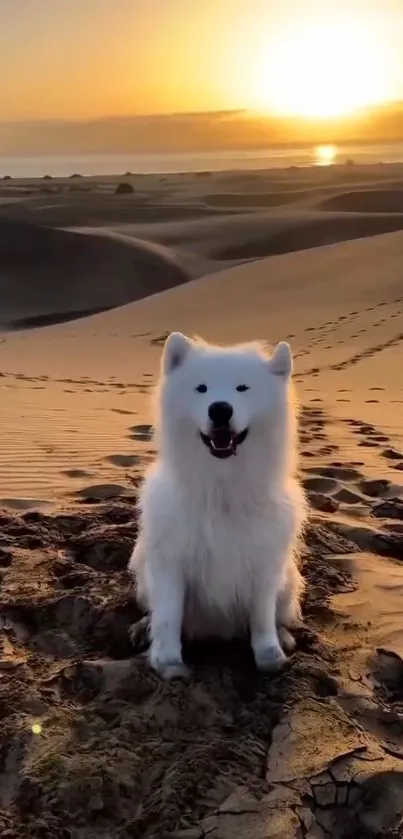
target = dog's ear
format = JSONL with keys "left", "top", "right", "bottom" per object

{"left": 269, "top": 342, "right": 293, "bottom": 379}
{"left": 162, "top": 332, "right": 192, "bottom": 374}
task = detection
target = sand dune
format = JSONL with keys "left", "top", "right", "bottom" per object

{"left": 2, "top": 163, "right": 403, "bottom": 289}
{"left": 209, "top": 211, "right": 403, "bottom": 260}
{"left": 321, "top": 187, "right": 403, "bottom": 213}
{"left": 0, "top": 216, "right": 189, "bottom": 329}
{"left": 1, "top": 229, "right": 403, "bottom": 501}
{"left": 1, "top": 170, "right": 403, "bottom": 836}
{"left": 2, "top": 205, "right": 403, "bottom": 331}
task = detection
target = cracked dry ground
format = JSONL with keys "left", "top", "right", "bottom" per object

{"left": 0, "top": 487, "right": 403, "bottom": 836}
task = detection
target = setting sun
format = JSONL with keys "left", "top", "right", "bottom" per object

{"left": 251, "top": 19, "right": 393, "bottom": 119}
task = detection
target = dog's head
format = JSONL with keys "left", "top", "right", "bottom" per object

{"left": 159, "top": 332, "right": 293, "bottom": 460}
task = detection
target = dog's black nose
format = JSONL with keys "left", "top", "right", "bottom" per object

{"left": 208, "top": 401, "right": 233, "bottom": 426}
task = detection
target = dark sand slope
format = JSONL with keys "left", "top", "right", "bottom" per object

{"left": 0, "top": 216, "right": 189, "bottom": 329}
{"left": 321, "top": 188, "right": 403, "bottom": 213}
{"left": 106, "top": 207, "right": 403, "bottom": 262}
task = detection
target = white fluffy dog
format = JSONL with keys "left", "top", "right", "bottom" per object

{"left": 128, "top": 332, "right": 307, "bottom": 678}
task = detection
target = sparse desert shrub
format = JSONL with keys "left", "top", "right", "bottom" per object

{"left": 70, "top": 173, "right": 82, "bottom": 178}
{"left": 3, "top": 174, "right": 12, "bottom": 180}
{"left": 115, "top": 182, "right": 134, "bottom": 195}
{"left": 43, "top": 174, "right": 53, "bottom": 180}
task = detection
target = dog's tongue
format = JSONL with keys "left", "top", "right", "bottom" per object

{"left": 210, "top": 428, "right": 234, "bottom": 451}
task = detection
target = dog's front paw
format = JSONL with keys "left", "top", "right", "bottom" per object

{"left": 252, "top": 636, "right": 287, "bottom": 672}
{"left": 128, "top": 615, "right": 151, "bottom": 652}
{"left": 149, "top": 644, "right": 190, "bottom": 680}
{"left": 278, "top": 625, "right": 296, "bottom": 654}
{"left": 157, "top": 660, "right": 190, "bottom": 680}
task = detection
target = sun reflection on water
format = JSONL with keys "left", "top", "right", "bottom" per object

{"left": 315, "top": 144, "right": 337, "bottom": 166}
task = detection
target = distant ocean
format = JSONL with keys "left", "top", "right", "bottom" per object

{"left": 1, "top": 142, "right": 403, "bottom": 178}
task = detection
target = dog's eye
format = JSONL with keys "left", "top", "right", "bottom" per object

{"left": 236, "top": 384, "right": 249, "bottom": 392}
{"left": 195, "top": 384, "right": 208, "bottom": 393}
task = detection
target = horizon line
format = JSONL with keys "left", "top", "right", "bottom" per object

{"left": 1, "top": 100, "right": 403, "bottom": 127}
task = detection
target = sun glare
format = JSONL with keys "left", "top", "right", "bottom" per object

{"left": 252, "top": 19, "right": 392, "bottom": 119}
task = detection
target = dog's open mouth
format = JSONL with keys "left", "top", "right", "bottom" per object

{"left": 200, "top": 427, "right": 248, "bottom": 459}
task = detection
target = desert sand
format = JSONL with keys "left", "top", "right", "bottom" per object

{"left": 0, "top": 165, "right": 403, "bottom": 837}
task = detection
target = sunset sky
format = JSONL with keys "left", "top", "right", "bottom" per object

{"left": 1, "top": 0, "right": 403, "bottom": 122}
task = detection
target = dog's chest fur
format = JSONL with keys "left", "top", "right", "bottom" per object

{"left": 178, "top": 478, "right": 281, "bottom": 613}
